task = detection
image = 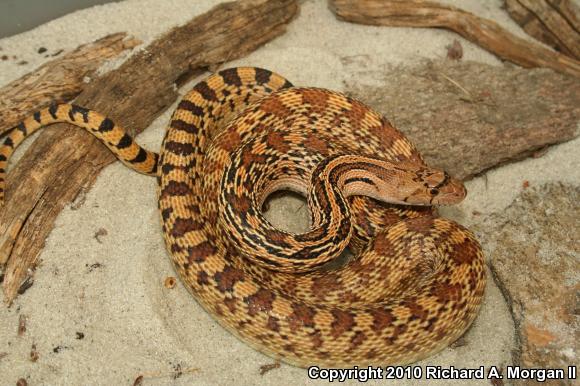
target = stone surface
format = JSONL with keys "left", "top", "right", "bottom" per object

{"left": 473, "top": 183, "right": 579, "bottom": 383}
{"left": 345, "top": 61, "right": 580, "bottom": 180}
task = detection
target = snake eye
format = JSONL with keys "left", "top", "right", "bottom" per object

{"left": 429, "top": 188, "right": 439, "bottom": 196}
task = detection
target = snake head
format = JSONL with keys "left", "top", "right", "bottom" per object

{"left": 409, "top": 168, "right": 467, "bottom": 206}
{"left": 337, "top": 157, "right": 466, "bottom": 207}
{"left": 367, "top": 159, "right": 467, "bottom": 206}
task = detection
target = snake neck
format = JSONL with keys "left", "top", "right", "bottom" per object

{"left": 312, "top": 154, "right": 466, "bottom": 207}
{"left": 309, "top": 154, "right": 406, "bottom": 217}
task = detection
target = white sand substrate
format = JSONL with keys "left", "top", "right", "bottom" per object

{"left": 0, "top": 0, "right": 578, "bottom": 384}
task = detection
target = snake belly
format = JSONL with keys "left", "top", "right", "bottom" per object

{"left": 157, "top": 67, "right": 486, "bottom": 367}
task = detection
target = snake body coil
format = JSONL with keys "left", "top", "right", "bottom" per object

{"left": 1, "top": 67, "right": 485, "bottom": 367}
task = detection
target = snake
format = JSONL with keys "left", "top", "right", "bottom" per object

{"left": 1, "top": 67, "right": 485, "bottom": 367}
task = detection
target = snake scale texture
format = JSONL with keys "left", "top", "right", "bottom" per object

{"left": 1, "top": 67, "right": 485, "bottom": 367}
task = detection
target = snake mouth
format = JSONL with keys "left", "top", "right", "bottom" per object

{"left": 430, "top": 174, "right": 467, "bottom": 206}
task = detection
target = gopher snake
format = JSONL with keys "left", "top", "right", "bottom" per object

{"left": 1, "top": 67, "right": 485, "bottom": 367}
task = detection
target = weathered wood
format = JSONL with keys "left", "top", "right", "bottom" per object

{"left": 329, "top": 0, "right": 580, "bottom": 78}
{"left": 505, "top": 0, "right": 568, "bottom": 57}
{"left": 0, "top": 0, "right": 298, "bottom": 304}
{"left": 0, "top": 33, "right": 140, "bottom": 137}
{"left": 345, "top": 61, "right": 579, "bottom": 180}
{"left": 505, "top": 0, "right": 580, "bottom": 60}
{"left": 548, "top": 0, "right": 580, "bottom": 31}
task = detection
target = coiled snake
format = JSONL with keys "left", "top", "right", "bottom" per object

{"left": 1, "top": 67, "right": 485, "bottom": 367}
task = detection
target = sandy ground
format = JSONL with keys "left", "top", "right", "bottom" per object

{"left": 0, "top": 0, "right": 578, "bottom": 384}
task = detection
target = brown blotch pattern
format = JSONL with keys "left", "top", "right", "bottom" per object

{"left": 229, "top": 193, "right": 252, "bottom": 214}
{"left": 405, "top": 216, "right": 436, "bottom": 233}
{"left": 344, "top": 99, "right": 367, "bottom": 125}
{"left": 403, "top": 299, "right": 429, "bottom": 321}
{"left": 171, "top": 119, "right": 199, "bottom": 134}
{"left": 219, "top": 128, "right": 242, "bottom": 152}
{"left": 213, "top": 266, "right": 244, "bottom": 293}
{"left": 368, "top": 118, "right": 403, "bottom": 150}
{"left": 220, "top": 68, "right": 243, "bottom": 87}
{"left": 432, "top": 282, "right": 462, "bottom": 303}
{"left": 350, "top": 331, "right": 367, "bottom": 350}
{"left": 195, "top": 81, "right": 218, "bottom": 101}
{"left": 266, "top": 131, "right": 290, "bottom": 153}
{"left": 372, "top": 234, "right": 395, "bottom": 256}
{"left": 310, "top": 273, "right": 342, "bottom": 301}
{"left": 244, "top": 288, "right": 275, "bottom": 316}
{"left": 288, "top": 304, "right": 316, "bottom": 332}
{"left": 451, "top": 238, "right": 480, "bottom": 265}
{"left": 197, "top": 270, "right": 209, "bottom": 286}
{"left": 265, "top": 229, "right": 291, "bottom": 248}
{"left": 160, "top": 181, "right": 191, "bottom": 198}
{"left": 330, "top": 309, "right": 356, "bottom": 339}
{"left": 241, "top": 151, "right": 268, "bottom": 168}
{"left": 365, "top": 349, "right": 378, "bottom": 360}
{"left": 303, "top": 135, "right": 330, "bottom": 156}
{"left": 178, "top": 99, "right": 204, "bottom": 116}
{"left": 371, "top": 309, "right": 395, "bottom": 332}
{"left": 267, "top": 316, "right": 280, "bottom": 332}
{"left": 164, "top": 141, "right": 195, "bottom": 156}
{"left": 310, "top": 330, "right": 324, "bottom": 350}
{"left": 389, "top": 324, "right": 408, "bottom": 343}
{"left": 260, "top": 95, "right": 290, "bottom": 118}
{"left": 224, "top": 297, "right": 238, "bottom": 314}
{"left": 301, "top": 88, "right": 329, "bottom": 114}
{"left": 171, "top": 217, "right": 203, "bottom": 237}
{"left": 186, "top": 241, "right": 217, "bottom": 264}
{"left": 254, "top": 68, "right": 273, "bottom": 85}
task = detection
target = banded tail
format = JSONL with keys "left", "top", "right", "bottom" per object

{"left": 0, "top": 103, "right": 159, "bottom": 204}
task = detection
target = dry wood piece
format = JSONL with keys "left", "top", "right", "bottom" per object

{"left": 0, "top": 0, "right": 298, "bottom": 304}
{"left": 330, "top": 0, "right": 580, "bottom": 78}
{"left": 505, "top": 0, "right": 580, "bottom": 60}
{"left": 345, "top": 61, "right": 579, "bottom": 180}
{"left": 0, "top": 33, "right": 140, "bottom": 137}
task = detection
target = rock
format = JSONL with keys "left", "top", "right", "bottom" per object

{"left": 473, "top": 183, "right": 578, "bottom": 381}
{"left": 345, "top": 61, "right": 579, "bottom": 180}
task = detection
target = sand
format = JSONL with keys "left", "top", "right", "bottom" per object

{"left": 0, "top": 0, "right": 577, "bottom": 384}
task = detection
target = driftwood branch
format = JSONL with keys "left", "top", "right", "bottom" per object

{"left": 329, "top": 0, "right": 580, "bottom": 78}
{"left": 505, "top": 0, "right": 580, "bottom": 60}
{"left": 0, "top": 33, "right": 140, "bottom": 136}
{"left": 0, "top": 0, "right": 298, "bottom": 304}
